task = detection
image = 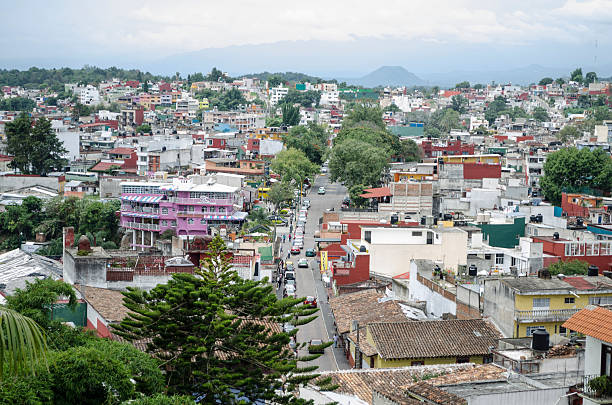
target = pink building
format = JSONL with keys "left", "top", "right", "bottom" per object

{"left": 120, "top": 180, "right": 246, "bottom": 250}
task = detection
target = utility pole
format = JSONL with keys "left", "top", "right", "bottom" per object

{"left": 352, "top": 320, "right": 362, "bottom": 369}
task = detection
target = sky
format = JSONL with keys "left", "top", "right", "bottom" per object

{"left": 2, "top": 0, "right": 612, "bottom": 79}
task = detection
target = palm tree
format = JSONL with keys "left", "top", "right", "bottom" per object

{"left": 0, "top": 307, "right": 47, "bottom": 379}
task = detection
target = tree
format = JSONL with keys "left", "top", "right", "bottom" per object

{"left": 557, "top": 125, "right": 580, "bottom": 143}
{"left": 555, "top": 78, "right": 565, "bottom": 85}
{"left": 342, "top": 104, "right": 385, "bottom": 130}
{"left": 0, "top": 307, "right": 48, "bottom": 380}
{"left": 484, "top": 96, "right": 508, "bottom": 125}
{"left": 123, "top": 394, "right": 196, "bottom": 405}
{"left": 570, "top": 68, "right": 583, "bottom": 83}
{"left": 384, "top": 104, "right": 401, "bottom": 113}
{"left": 143, "top": 81, "right": 149, "bottom": 93}
{"left": 548, "top": 260, "right": 589, "bottom": 276}
{"left": 270, "top": 148, "right": 318, "bottom": 188}
{"left": 283, "top": 123, "right": 328, "bottom": 165}
{"left": 348, "top": 184, "right": 368, "bottom": 208}
{"left": 265, "top": 116, "right": 283, "bottom": 127}
{"left": 281, "top": 103, "right": 300, "bottom": 126}
{"left": 115, "top": 235, "right": 328, "bottom": 401}
{"left": 267, "top": 75, "right": 283, "bottom": 87}
{"left": 397, "top": 139, "right": 422, "bottom": 163}
{"left": 281, "top": 89, "right": 321, "bottom": 108}
{"left": 5, "top": 114, "right": 67, "bottom": 175}
{"left": 540, "top": 147, "right": 612, "bottom": 205}
{"left": 135, "top": 124, "right": 152, "bottom": 133}
{"left": 429, "top": 108, "right": 460, "bottom": 134}
{"left": 267, "top": 183, "right": 293, "bottom": 239}
{"left": 584, "top": 71, "right": 597, "bottom": 85}
{"left": 450, "top": 95, "right": 467, "bottom": 113}
{"left": 538, "top": 77, "right": 553, "bottom": 86}
{"left": 532, "top": 106, "right": 549, "bottom": 122}
{"left": 473, "top": 83, "right": 484, "bottom": 90}
{"left": 455, "top": 81, "right": 470, "bottom": 89}
{"left": 328, "top": 138, "right": 390, "bottom": 188}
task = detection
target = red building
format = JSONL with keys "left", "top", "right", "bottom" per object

{"left": 462, "top": 163, "right": 502, "bottom": 179}
{"left": 561, "top": 193, "right": 604, "bottom": 218}
{"left": 421, "top": 139, "right": 475, "bottom": 158}
{"left": 533, "top": 236, "right": 612, "bottom": 272}
{"left": 331, "top": 251, "right": 370, "bottom": 286}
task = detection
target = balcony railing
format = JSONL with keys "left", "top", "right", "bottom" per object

{"left": 169, "top": 197, "right": 235, "bottom": 205}
{"left": 582, "top": 374, "right": 612, "bottom": 400}
{"left": 122, "top": 222, "right": 160, "bottom": 231}
{"left": 515, "top": 308, "right": 580, "bottom": 322}
{"left": 121, "top": 206, "right": 160, "bottom": 214}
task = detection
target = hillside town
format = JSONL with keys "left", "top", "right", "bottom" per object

{"left": 0, "top": 64, "right": 612, "bottom": 405}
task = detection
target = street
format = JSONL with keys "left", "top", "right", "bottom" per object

{"left": 278, "top": 174, "right": 350, "bottom": 371}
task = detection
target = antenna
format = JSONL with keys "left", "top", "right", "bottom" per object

{"left": 594, "top": 40, "right": 598, "bottom": 78}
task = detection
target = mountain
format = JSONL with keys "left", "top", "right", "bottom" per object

{"left": 339, "top": 66, "right": 425, "bottom": 87}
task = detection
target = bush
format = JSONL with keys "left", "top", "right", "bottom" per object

{"left": 588, "top": 375, "right": 612, "bottom": 397}
{"left": 122, "top": 394, "right": 196, "bottom": 405}
{"left": 548, "top": 260, "right": 589, "bottom": 276}
{"left": 160, "top": 229, "right": 175, "bottom": 240}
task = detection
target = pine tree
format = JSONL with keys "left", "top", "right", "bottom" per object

{"left": 115, "top": 235, "right": 331, "bottom": 403}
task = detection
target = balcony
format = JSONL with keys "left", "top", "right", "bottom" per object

{"left": 122, "top": 222, "right": 160, "bottom": 231}
{"left": 177, "top": 211, "right": 205, "bottom": 217}
{"left": 121, "top": 206, "right": 160, "bottom": 215}
{"left": 515, "top": 308, "right": 580, "bottom": 322}
{"left": 169, "top": 197, "right": 235, "bottom": 205}
{"left": 579, "top": 374, "right": 612, "bottom": 404}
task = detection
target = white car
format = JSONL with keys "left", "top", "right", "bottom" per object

{"left": 284, "top": 284, "right": 296, "bottom": 298}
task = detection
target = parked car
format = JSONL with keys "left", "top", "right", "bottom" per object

{"left": 308, "top": 338, "right": 324, "bottom": 354}
{"left": 303, "top": 199, "right": 310, "bottom": 208}
{"left": 290, "top": 246, "right": 301, "bottom": 255}
{"left": 285, "top": 271, "right": 295, "bottom": 280}
{"left": 304, "top": 296, "right": 317, "bottom": 308}
{"left": 285, "top": 262, "right": 294, "bottom": 271}
{"left": 318, "top": 187, "right": 326, "bottom": 195}
{"left": 294, "top": 240, "right": 304, "bottom": 248}
{"left": 298, "top": 258, "right": 309, "bottom": 268}
{"left": 284, "top": 284, "right": 296, "bottom": 298}
{"left": 285, "top": 279, "right": 296, "bottom": 288}
{"left": 305, "top": 249, "right": 316, "bottom": 257}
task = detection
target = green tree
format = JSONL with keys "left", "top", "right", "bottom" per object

{"left": 473, "top": 83, "right": 484, "bottom": 90}
{"left": 538, "top": 77, "right": 553, "bottom": 86}
{"left": 430, "top": 108, "right": 460, "bottom": 134}
{"left": 122, "top": 394, "right": 196, "bottom": 405}
{"left": 397, "top": 139, "right": 422, "bottom": 163}
{"left": 115, "top": 235, "right": 328, "bottom": 401}
{"left": 143, "top": 81, "right": 149, "bottom": 93}
{"left": 270, "top": 148, "right": 318, "bottom": 188}
{"left": 0, "top": 97, "right": 36, "bottom": 111}
{"left": 267, "top": 182, "right": 293, "bottom": 239}
{"left": 384, "top": 103, "right": 401, "bottom": 113}
{"left": 135, "top": 124, "right": 152, "bottom": 133}
{"left": 265, "top": 116, "right": 283, "bottom": 127}
{"left": 281, "top": 103, "right": 300, "bottom": 126}
{"left": 555, "top": 78, "right": 565, "bottom": 85}
{"left": 584, "top": 71, "right": 597, "bottom": 85}
{"left": 455, "top": 81, "right": 470, "bottom": 89}
{"left": 342, "top": 104, "right": 385, "bottom": 130}
{"left": 484, "top": 96, "right": 508, "bottom": 124}
{"left": 547, "top": 260, "right": 589, "bottom": 276}
{"left": 348, "top": 184, "right": 368, "bottom": 208}
{"left": 557, "top": 125, "right": 580, "bottom": 143}
{"left": 281, "top": 89, "right": 321, "bottom": 108}
{"left": 5, "top": 114, "right": 67, "bottom": 175}
{"left": 570, "top": 67, "right": 583, "bottom": 83}
{"left": 540, "top": 147, "right": 612, "bottom": 205}
{"left": 328, "top": 138, "right": 390, "bottom": 188}
{"left": 267, "top": 75, "right": 283, "bottom": 87}
{"left": 283, "top": 123, "right": 328, "bottom": 165}
{"left": 450, "top": 95, "right": 467, "bottom": 113}
{"left": 532, "top": 106, "right": 549, "bottom": 122}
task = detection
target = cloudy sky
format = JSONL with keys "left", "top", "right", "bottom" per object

{"left": 1, "top": 0, "right": 612, "bottom": 78}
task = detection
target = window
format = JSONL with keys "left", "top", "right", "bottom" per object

{"left": 590, "top": 296, "right": 612, "bottom": 306}
{"left": 456, "top": 356, "right": 470, "bottom": 364}
{"left": 603, "top": 344, "right": 612, "bottom": 376}
{"left": 171, "top": 220, "right": 177, "bottom": 226}
{"left": 511, "top": 256, "right": 517, "bottom": 266}
{"left": 559, "top": 326, "right": 567, "bottom": 334}
{"left": 495, "top": 253, "right": 504, "bottom": 265}
{"left": 161, "top": 207, "right": 168, "bottom": 215}
{"left": 565, "top": 297, "right": 575, "bottom": 304}
{"left": 219, "top": 207, "right": 226, "bottom": 213}
{"left": 526, "top": 326, "right": 545, "bottom": 336}
{"left": 162, "top": 220, "right": 167, "bottom": 226}
{"left": 483, "top": 354, "right": 493, "bottom": 364}
{"left": 412, "top": 231, "right": 422, "bottom": 237}
{"left": 601, "top": 242, "right": 611, "bottom": 256}
{"left": 200, "top": 219, "right": 206, "bottom": 225}
{"left": 485, "top": 254, "right": 492, "bottom": 260}
{"left": 533, "top": 298, "right": 550, "bottom": 309}
{"left": 202, "top": 206, "right": 207, "bottom": 212}
{"left": 364, "top": 231, "right": 371, "bottom": 243}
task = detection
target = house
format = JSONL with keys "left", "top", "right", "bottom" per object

{"left": 532, "top": 235, "right": 612, "bottom": 272}
{"left": 484, "top": 274, "right": 612, "bottom": 338}
{"left": 346, "top": 319, "right": 499, "bottom": 369}
{"left": 563, "top": 305, "right": 612, "bottom": 405}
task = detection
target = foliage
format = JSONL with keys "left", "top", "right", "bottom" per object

{"left": 205, "top": 67, "right": 229, "bottom": 82}
{"left": 384, "top": 103, "right": 401, "bottom": 113}
{"left": 455, "top": 81, "right": 470, "bottom": 89}
{"left": 588, "top": 375, "right": 612, "bottom": 397}
{"left": 473, "top": 83, "right": 484, "bottom": 90}
{"left": 283, "top": 123, "right": 328, "bottom": 165}
{"left": 281, "top": 103, "right": 300, "bottom": 126}
{"left": 0, "top": 373, "right": 53, "bottom": 405}
{"left": 72, "top": 102, "right": 92, "bottom": 120}
{"left": 570, "top": 68, "right": 583, "bottom": 83}
{"left": 0, "top": 196, "right": 43, "bottom": 249}
{"left": 122, "top": 394, "right": 196, "bottom": 405}
{"left": 271, "top": 148, "right": 318, "bottom": 186}
{"left": 532, "top": 106, "right": 549, "bottom": 122}
{"left": 342, "top": 104, "right": 385, "bottom": 130}
{"left": 268, "top": 183, "right": 293, "bottom": 211}
{"left": 450, "top": 95, "right": 467, "bottom": 113}
{"left": 0, "top": 66, "right": 169, "bottom": 88}
{"left": 328, "top": 138, "right": 390, "bottom": 188}
{"left": 485, "top": 96, "right": 508, "bottom": 124}
{"left": 557, "top": 125, "right": 580, "bottom": 143}
{"left": 194, "top": 87, "right": 246, "bottom": 111}
{"left": 245, "top": 71, "right": 326, "bottom": 85}
{"left": 547, "top": 260, "right": 589, "bottom": 276}
{"left": 0, "top": 307, "right": 48, "bottom": 380}
{"left": 397, "top": 139, "right": 422, "bottom": 163}
{"left": 159, "top": 229, "right": 175, "bottom": 240}
{"left": 538, "top": 77, "right": 553, "bottom": 86}
{"left": 114, "top": 235, "right": 327, "bottom": 402}
{"left": 540, "top": 147, "right": 612, "bottom": 205}
{"left": 5, "top": 113, "right": 67, "bottom": 175}
{"left": 265, "top": 116, "right": 283, "bottom": 127}
{"left": 0, "top": 97, "right": 36, "bottom": 111}
{"left": 135, "top": 124, "right": 152, "bottom": 133}
{"left": 429, "top": 108, "right": 461, "bottom": 134}
{"left": 584, "top": 71, "right": 597, "bottom": 85}
{"left": 6, "top": 278, "right": 77, "bottom": 329}
{"left": 35, "top": 237, "right": 63, "bottom": 256}
{"left": 281, "top": 89, "right": 321, "bottom": 108}
{"left": 348, "top": 184, "right": 368, "bottom": 208}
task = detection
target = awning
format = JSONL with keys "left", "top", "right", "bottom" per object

{"left": 232, "top": 211, "right": 248, "bottom": 221}
{"left": 120, "top": 195, "right": 163, "bottom": 203}
{"left": 201, "top": 212, "right": 248, "bottom": 221}
{"left": 122, "top": 212, "right": 159, "bottom": 219}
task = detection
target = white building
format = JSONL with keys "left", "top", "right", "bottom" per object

{"left": 51, "top": 120, "right": 80, "bottom": 162}
{"left": 320, "top": 91, "right": 339, "bottom": 107}
{"left": 78, "top": 85, "right": 101, "bottom": 105}
{"left": 269, "top": 86, "right": 289, "bottom": 106}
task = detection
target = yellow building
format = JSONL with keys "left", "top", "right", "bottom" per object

{"left": 484, "top": 275, "right": 612, "bottom": 338}
{"left": 442, "top": 154, "right": 501, "bottom": 164}
{"left": 347, "top": 319, "right": 499, "bottom": 369}
{"left": 199, "top": 98, "right": 210, "bottom": 110}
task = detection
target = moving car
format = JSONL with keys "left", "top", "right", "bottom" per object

{"left": 285, "top": 262, "right": 295, "bottom": 271}
{"left": 298, "top": 258, "right": 309, "bottom": 268}
{"left": 284, "top": 284, "right": 296, "bottom": 298}
{"left": 304, "top": 296, "right": 317, "bottom": 308}
{"left": 321, "top": 167, "right": 328, "bottom": 173}
{"left": 285, "top": 279, "right": 296, "bottom": 288}
{"left": 308, "top": 339, "right": 324, "bottom": 354}
{"left": 318, "top": 187, "right": 326, "bottom": 195}
{"left": 290, "top": 246, "right": 301, "bottom": 255}
{"left": 303, "top": 199, "right": 311, "bottom": 208}
{"left": 305, "top": 249, "right": 316, "bottom": 257}
{"left": 285, "top": 271, "right": 295, "bottom": 280}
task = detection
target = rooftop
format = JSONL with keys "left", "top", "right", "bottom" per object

{"left": 563, "top": 305, "right": 612, "bottom": 345}
{"left": 501, "top": 275, "right": 612, "bottom": 293}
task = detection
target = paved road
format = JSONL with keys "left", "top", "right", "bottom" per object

{"left": 279, "top": 174, "right": 350, "bottom": 371}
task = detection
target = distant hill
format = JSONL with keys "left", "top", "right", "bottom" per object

{"left": 243, "top": 71, "right": 325, "bottom": 83}
{"left": 340, "top": 66, "right": 425, "bottom": 87}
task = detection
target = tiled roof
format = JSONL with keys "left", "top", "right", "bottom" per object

{"left": 405, "top": 381, "right": 466, "bottom": 405}
{"left": 368, "top": 319, "right": 501, "bottom": 360}
{"left": 360, "top": 187, "right": 391, "bottom": 199}
{"left": 75, "top": 285, "right": 129, "bottom": 323}
{"left": 563, "top": 305, "right": 612, "bottom": 344}
{"left": 108, "top": 147, "right": 134, "bottom": 155}
{"left": 90, "top": 161, "right": 123, "bottom": 172}
{"left": 329, "top": 290, "right": 411, "bottom": 335}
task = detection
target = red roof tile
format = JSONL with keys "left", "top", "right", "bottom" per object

{"left": 108, "top": 147, "right": 134, "bottom": 155}
{"left": 563, "top": 277, "right": 595, "bottom": 290}
{"left": 360, "top": 187, "right": 391, "bottom": 198}
{"left": 563, "top": 305, "right": 612, "bottom": 344}
{"left": 91, "top": 161, "right": 123, "bottom": 172}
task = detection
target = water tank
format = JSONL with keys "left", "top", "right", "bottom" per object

{"left": 468, "top": 264, "right": 477, "bottom": 276}
{"left": 390, "top": 214, "right": 398, "bottom": 225}
{"left": 536, "top": 213, "right": 543, "bottom": 223}
{"left": 359, "top": 245, "right": 367, "bottom": 253}
{"left": 553, "top": 232, "right": 560, "bottom": 240}
{"left": 576, "top": 217, "right": 584, "bottom": 226}
{"left": 588, "top": 265, "right": 599, "bottom": 277}
{"left": 532, "top": 329, "right": 549, "bottom": 351}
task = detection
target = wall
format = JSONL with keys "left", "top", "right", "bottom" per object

{"left": 585, "top": 335, "right": 603, "bottom": 376}
{"left": 373, "top": 354, "right": 484, "bottom": 368}
{"left": 469, "top": 188, "right": 501, "bottom": 216}
{"left": 456, "top": 284, "right": 481, "bottom": 319}
{"left": 409, "top": 261, "right": 457, "bottom": 317}
{"left": 0, "top": 174, "right": 63, "bottom": 193}
{"left": 477, "top": 217, "right": 526, "bottom": 248}
{"left": 463, "top": 163, "right": 501, "bottom": 179}
{"left": 483, "top": 279, "right": 516, "bottom": 338}
{"left": 467, "top": 388, "right": 571, "bottom": 405}
{"left": 57, "top": 131, "right": 80, "bottom": 161}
